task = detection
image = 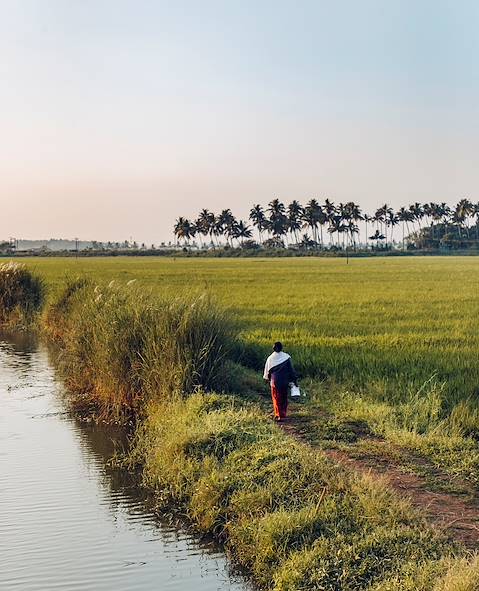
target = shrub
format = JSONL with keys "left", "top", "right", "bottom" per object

{"left": 0, "top": 261, "right": 44, "bottom": 325}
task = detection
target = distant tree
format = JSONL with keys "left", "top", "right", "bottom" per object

{"left": 217, "top": 209, "right": 236, "bottom": 245}
{"left": 249, "top": 204, "right": 267, "bottom": 244}
{"left": 409, "top": 203, "right": 424, "bottom": 232}
{"left": 287, "top": 200, "right": 303, "bottom": 244}
{"left": 301, "top": 199, "right": 321, "bottom": 245}
{"left": 298, "top": 234, "right": 317, "bottom": 250}
{"left": 369, "top": 229, "right": 386, "bottom": 249}
{"left": 397, "top": 207, "right": 415, "bottom": 249}
{"left": 267, "top": 199, "right": 288, "bottom": 242}
{"left": 232, "top": 220, "right": 253, "bottom": 245}
{"left": 174, "top": 217, "right": 194, "bottom": 245}
{"left": 196, "top": 209, "right": 215, "bottom": 247}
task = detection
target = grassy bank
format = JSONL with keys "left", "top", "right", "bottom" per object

{"left": 135, "top": 392, "right": 478, "bottom": 590}
{"left": 23, "top": 274, "right": 475, "bottom": 589}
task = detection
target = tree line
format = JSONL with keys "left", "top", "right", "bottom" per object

{"left": 174, "top": 198, "right": 479, "bottom": 250}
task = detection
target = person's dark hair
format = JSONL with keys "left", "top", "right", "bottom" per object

{"left": 273, "top": 341, "right": 283, "bottom": 352}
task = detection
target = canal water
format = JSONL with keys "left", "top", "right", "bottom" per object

{"left": 0, "top": 332, "right": 251, "bottom": 591}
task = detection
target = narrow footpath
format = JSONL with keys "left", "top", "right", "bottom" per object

{"left": 279, "top": 412, "right": 479, "bottom": 550}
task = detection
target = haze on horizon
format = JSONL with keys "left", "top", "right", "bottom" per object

{"left": 2, "top": 0, "right": 478, "bottom": 244}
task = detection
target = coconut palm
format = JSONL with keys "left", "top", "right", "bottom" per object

{"left": 375, "top": 204, "right": 393, "bottom": 247}
{"left": 233, "top": 220, "right": 253, "bottom": 245}
{"left": 301, "top": 199, "right": 321, "bottom": 245}
{"left": 323, "top": 199, "right": 336, "bottom": 246}
{"left": 328, "top": 215, "right": 347, "bottom": 247}
{"left": 197, "top": 209, "right": 216, "bottom": 246}
{"left": 342, "top": 201, "right": 363, "bottom": 248}
{"left": 287, "top": 200, "right": 303, "bottom": 244}
{"left": 363, "top": 214, "right": 373, "bottom": 250}
{"left": 397, "top": 207, "right": 414, "bottom": 249}
{"left": 369, "top": 229, "right": 386, "bottom": 249}
{"left": 386, "top": 211, "right": 399, "bottom": 246}
{"left": 249, "top": 204, "right": 267, "bottom": 244}
{"left": 174, "top": 217, "right": 194, "bottom": 245}
{"left": 216, "top": 209, "right": 236, "bottom": 245}
{"left": 409, "top": 203, "right": 424, "bottom": 232}
{"left": 454, "top": 198, "right": 474, "bottom": 237}
{"left": 267, "top": 199, "right": 288, "bottom": 242}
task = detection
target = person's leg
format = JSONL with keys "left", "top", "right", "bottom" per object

{"left": 271, "top": 382, "right": 281, "bottom": 418}
{"left": 278, "top": 385, "right": 288, "bottom": 419}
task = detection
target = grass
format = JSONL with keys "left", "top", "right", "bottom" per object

{"left": 13, "top": 256, "right": 479, "bottom": 400}
{"left": 12, "top": 255, "right": 479, "bottom": 483}
{"left": 44, "top": 278, "right": 236, "bottom": 418}
{"left": 0, "top": 262, "right": 44, "bottom": 326}
{"left": 4, "top": 257, "right": 479, "bottom": 588}
{"left": 134, "top": 391, "right": 477, "bottom": 590}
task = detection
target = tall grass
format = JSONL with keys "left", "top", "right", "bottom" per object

{"left": 134, "top": 391, "right": 475, "bottom": 590}
{"left": 45, "top": 278, "right": 236, "bottom": 417}
{"left": 0, "top": 261, "right": 44, "bottom": 326}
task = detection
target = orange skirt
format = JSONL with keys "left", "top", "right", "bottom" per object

{"left": 271, "top": 382, "right": 288, "bottom": 419}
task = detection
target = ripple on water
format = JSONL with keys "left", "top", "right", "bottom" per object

{"left": 0, "top": 332, "right": 251, "bottom": 591}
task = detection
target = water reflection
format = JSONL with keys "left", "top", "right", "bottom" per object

{"left": 0, "top": 332, "right": 251, "bottom": 591}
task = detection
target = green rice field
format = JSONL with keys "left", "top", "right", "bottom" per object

{"left": 19, "top": 255, "right": 479, "bottom": 403}
{"left": 15, "top": 255, "right": 479, "bottom": 485}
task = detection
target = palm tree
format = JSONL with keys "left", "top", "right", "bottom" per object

{"left": 386, "top": 211, "right": 399, "bottom": 246}
{"left": 287, "top": 200, "right": 303, "bottom": 244}
{"left": 473, "top": 203, "right": 479, "bottom": 240}
{"left": 363, "top": 214, "right": 374, "bottom": 250}
{"left": 197, "top": 209, "right": 216, "bottom": 246}
{"left": 343, "top": 201, "right": 363, "bottom": 249}
{"left": 267, "top": 199, "right": 288, "bottom": 243}
{"left": 409, "top": 203, "right": 424, "bottom": 232}
{"left": 369, "top": 229, "right": 386, "bottom": 249}
{"left": 302, "top": 199, "right": 321, "bottom": 246}
{"left": 323, "top": 199, "right": 336, "bottom": 246}
{"left": 217, "top": 209, "right": 236, "bottom": 245}
{"left": 233, "top": 220, "right": 252, "bottom": 245}
{"left": 174, "top": 217, "right": 193, "bottom": 245}
{"left": 298, "top": 234, "right": 316, "bottom": 249}
{"left": 397, "top": 207, "right": 414, "bottom": 249}
{"left": 328, "top": 215, "right": 347, "bottom": 247}
{"left": 375, "top": 204, "right": 393, "bottom": 247}
{"left": 454, "top": 198, "right": 474, "bottom": 238}
{"left": 249, "top": 204, "right": 267, "bottom": 244}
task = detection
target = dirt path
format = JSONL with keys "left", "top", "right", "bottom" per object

{"left": 279, "top": 419, "right": 479, "bottom": 549}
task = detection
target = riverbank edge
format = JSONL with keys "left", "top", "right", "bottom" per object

{"left": 2, "top": 271, "right": 478, "bottom": 590}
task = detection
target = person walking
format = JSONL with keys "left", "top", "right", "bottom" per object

{"left": 263, "top": 341, "right": 298, "bottom": 422}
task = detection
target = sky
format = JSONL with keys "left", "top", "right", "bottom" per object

{"left": 1, "top": 0, "right": 478, "bottom": 243}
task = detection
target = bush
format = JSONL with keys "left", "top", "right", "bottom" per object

{"left": 0, "top": 261, "right": 44, "bottom": 325}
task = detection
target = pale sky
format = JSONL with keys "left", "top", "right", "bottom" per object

{"left": 1, "top": 0, "right": 478, "bottom": 243}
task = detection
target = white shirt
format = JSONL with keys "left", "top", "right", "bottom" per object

{"left": 263, "top": 351, "right": 291, "bottom": 380}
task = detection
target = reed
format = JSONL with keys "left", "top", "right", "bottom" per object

{"left": 0, "top": 261, "right": 44, "bottom": 326}
{"left": 45, "top": 278, "right": 236, "bottom": 418}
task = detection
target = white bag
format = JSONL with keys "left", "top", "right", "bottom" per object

{"left": 290, "top": 384, "right": 301, "bottom": 398}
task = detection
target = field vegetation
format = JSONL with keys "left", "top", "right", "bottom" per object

{"left": 14, "top": 257, "right": 479, "bottom": 472}
{"left": 0, "top": 261, "right": 44, "bottom": 326}
{"left": 4, "top": 256, "right": 479, "bottom": 588}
